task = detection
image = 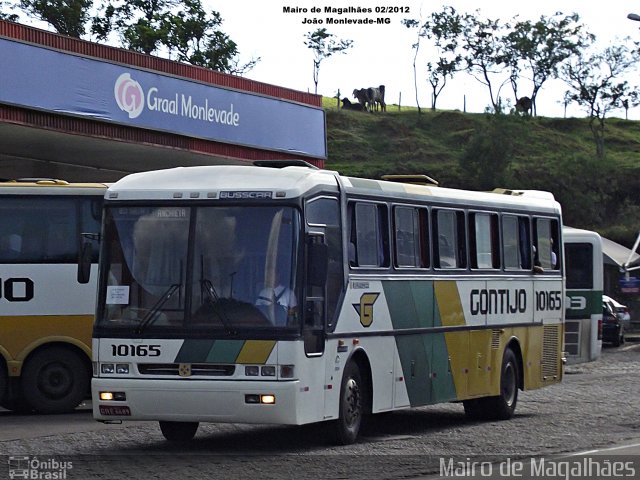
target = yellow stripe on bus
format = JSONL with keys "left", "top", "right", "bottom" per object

{"left": 0, "top": 314, "right": 93, "bottom": 360}
{"left": 235, "top": 340, "right": 276, "bottom": 364}
{"left": 434, "top": 281, "right": 465, "bottom": 327}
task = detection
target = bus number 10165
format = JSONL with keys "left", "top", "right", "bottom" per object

{"left": 111, "top": 344, "right": 161, "bottom": 357}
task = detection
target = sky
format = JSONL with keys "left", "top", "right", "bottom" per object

{"left": 207, "top": 0, "right": 640, "bottom": 119}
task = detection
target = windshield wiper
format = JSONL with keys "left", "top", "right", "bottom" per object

{"left": 201, "top": 279, "right": 237, "bottom": 335}
{"left": 136, "top": 283, "right": 181, "bottom": 334}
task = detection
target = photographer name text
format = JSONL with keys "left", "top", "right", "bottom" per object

{"left": 282, "top": 5, "right": 410, "bottom": 25}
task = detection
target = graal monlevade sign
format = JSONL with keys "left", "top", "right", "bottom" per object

{"left": 1, "top": 38, "right": 327, "bottom": 159}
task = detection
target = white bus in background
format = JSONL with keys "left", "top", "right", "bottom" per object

{"left": 89, "top": 164, "right": 564, "bottom": 444}
{"left": 563, "top": 226, "right": 603, "bottom": 364}
{"left": 0, "top": 179, "right": 106, "bottom": 413}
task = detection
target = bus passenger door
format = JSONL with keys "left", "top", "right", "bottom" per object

{"left": 303, "top": 235, "right": 327, "bottom": 356}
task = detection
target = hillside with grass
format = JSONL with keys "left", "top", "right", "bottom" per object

{"left": 322, "top": 98, "right": 640, "bottom": 247}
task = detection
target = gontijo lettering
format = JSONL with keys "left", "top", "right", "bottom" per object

{"left": 470, "top": 288, "right": 527, "bottom": 315}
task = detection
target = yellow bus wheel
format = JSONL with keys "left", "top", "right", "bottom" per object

{"left": 21, "top": 347, "right": 89, "bottom": 414}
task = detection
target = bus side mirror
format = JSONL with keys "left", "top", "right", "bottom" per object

{"left": 77, "top": 241, "right": 93, "bottom": 284}
{"left": 307, "top": 240, "right": 328, "bottom": 288}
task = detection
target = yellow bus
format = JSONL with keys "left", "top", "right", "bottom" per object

{"left": 89, "top": 164, "right": 563, "bottom": 443}
{"left": 0, "top": 179, "right": 106, "bottom": 413}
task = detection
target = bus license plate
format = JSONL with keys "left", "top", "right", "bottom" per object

{"left": 99, "top": 405, "right": 131, "bottom": 416}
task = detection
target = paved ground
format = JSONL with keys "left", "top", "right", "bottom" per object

{"left": 1, "top": 342, "right": 639, "bottom": 479}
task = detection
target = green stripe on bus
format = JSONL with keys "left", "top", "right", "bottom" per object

{"left": 395, "top": 332, "right": 457, "bottom": 406}
{"left": 395, "top": 335, "right": 431, "bottom": 404}
{"left": 205, "top": 340, "right": 245, "bottom": 363}
{"left": 566, "top": 290, "right": 603, "bottom": 319}
{"left": 384, "top": 280, "right": 457, "bottom": 405}
{"left": 175, "top": 339, "right": 215, "bottom": 363}
{"left": 383, "top": 281, "right": 435, "bottom": 329}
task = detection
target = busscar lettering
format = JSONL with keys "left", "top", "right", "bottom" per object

{"left": 219, "top": 191, "right": 273, "bottom": 199}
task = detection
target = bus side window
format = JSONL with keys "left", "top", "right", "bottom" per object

{"left": 470, "top": 212, "right": 499, "bottom": 269}
{"left": 433, "top": 209, "right": 466, "bottom": 269}
{"left": 81, "top": 197, "right": 104, "bottom": 263}
{"left": 393, "top": 206, "right": 429, "bottom": 268}
{"left": 534, "top": 217, "right": 560, "bottom": 271}
{"left": 502, "top": 215, "right": 531, "bottom": 270}
{"left": 349, "top": 202, "right": 389, "bottom": 268}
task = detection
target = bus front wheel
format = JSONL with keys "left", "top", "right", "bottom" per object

{"left": 159, "top": 421, "right": 199, "bottom": 442}
{"left": 21, "top": 347, "right": 89, "bottom": 414}
{"left": 334, "top": 361, "right": 364, "bottom": 445}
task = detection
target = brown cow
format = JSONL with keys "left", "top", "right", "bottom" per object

{"left": 515, "top": 96, "right": 532, "bottom": 115}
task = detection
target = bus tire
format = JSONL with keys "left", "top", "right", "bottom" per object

{"left": 21, "top": 347, "right": 89, "bottom": 414}
{"left": 462, "top": 398, "right": 488, "bottom": 419}
{"left": 159, "top": 421, "right": 199, "bottom": 442}
{"left": 0, "top": 360, "right": 7, "bottom": 404}
{"left": 488, "top": 348, "right": 519, "bottom": 420}
{"left": 334, "top": 361, "right": 364, "bottom": 445}
{"left": 0, "top": 378, "right": 33, "bottom": 413}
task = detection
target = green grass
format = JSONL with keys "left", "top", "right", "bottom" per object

{"left": 322, "top": 97, "right": 640, "bottom": 246}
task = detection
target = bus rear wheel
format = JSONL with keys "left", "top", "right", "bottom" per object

{"left": 334, "top": 361, "right": 364, "bottom": 445}
{"left": 159, "top": 421, "right": 199, "bottom": 442}
{"left": 486, "top": 348, "right": 519, "bottom": 420}
{"left": 463, "top": 348, "right": 519, "bottom": 421}
{"left": 21, "top": 347, "right": 89, "bottom": 414}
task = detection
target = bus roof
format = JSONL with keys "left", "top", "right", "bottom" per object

{"left": 0, "top": 179, "right": 109, "bottom": 195}
{"left": 106, "top": 165, "right": 561, "bottom": 213}
{"left": 562, "top": 226, "right": 603, "bottom": 241}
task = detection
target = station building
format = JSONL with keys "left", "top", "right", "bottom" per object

{"left": 0, "top": 20, "right": 326, "bottom": 182}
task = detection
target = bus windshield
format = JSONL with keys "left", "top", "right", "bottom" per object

{"left": 96, "top": 205, "right": 300, "bottom": 335}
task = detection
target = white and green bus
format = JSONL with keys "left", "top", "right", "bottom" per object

{"left": 563, "top": 226, "right": 603, "bottom": 364}
{"left": 89, "top": 164, "right": 564, "bottom": 443}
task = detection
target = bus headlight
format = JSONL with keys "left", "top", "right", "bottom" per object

{"left": 116, "top": 364, "right": 130, "bottom": 374}
{"left": 99, "top": 391, "right": 127, "bottom": 401}
{"left": 101, "top": 363, "right": 115, "bottom": 374}
{"left": 280, "top": 365, "right": 295, "bottom": 378}
{"left": 260, "top": 366, "right": 276, "bottom": 376}
{"left": 100, "top": 363, "right": 130, "bottom": 375}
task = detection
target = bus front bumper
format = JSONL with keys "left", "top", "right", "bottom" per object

{"left": 92, "top": 377, "right": 304, "bottom": 425}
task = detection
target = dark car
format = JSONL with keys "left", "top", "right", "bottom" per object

{"left": 602, "top": 301, "right": 625, "bottom": 347}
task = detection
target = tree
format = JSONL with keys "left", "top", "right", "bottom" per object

{"left": 160, "top": 0, "right": 259, "bottom": 74}
{"left": 502, "top": 12, "right": 592, "bottom": 116}
{"left": 304, "top": 28, "right": 353, "bottom": 94}
{"left": 19, "top": 0, "right": 92, "bottom": 37}
{"left": 401, "top": 18, "right": 424, "bottom": 114}
{"left": 92, "top": 0, "right": 176, "bottom": 55}
{"left": 422, "top": 7, "right": 464, "bottom": 111}
{"left": 403, "top": 7, "right": 464, "bottom": 112}
{"left": 91, "top": 0, "right": 257, "bottom": 74}
{"left": 562, "top": 41, "right": 640, "bottom": 158}
{"left": 458, "top": 11, "right": 510, "bottom": 112}
{"left": 0, "top": 1, "right": 19, "bottom": 21}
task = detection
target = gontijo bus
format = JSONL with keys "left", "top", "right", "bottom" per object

{"left": 0, "top": 179, "right": 106, "bottom": 413}
{"left": 89, "top": 164, "right": 564, "bottom": 444}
